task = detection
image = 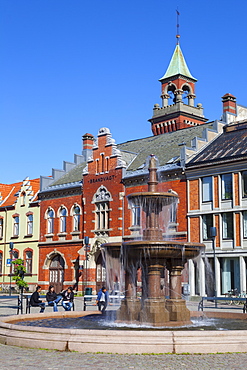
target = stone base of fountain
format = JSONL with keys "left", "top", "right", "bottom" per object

{"left": 139, "top": 298, "right": 170, "bottom": 326}
{"left": 116, "top": 298, "right": 141, "bottom": 322}
{"left": 166, "top": 299, "right": 191, "bottom": 324}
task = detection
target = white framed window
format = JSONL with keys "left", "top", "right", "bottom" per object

{"left": 60, "top": 207, "right": 67, "bottom": 233}
{"left": 25, "top": 250, "right": 32, "bottom": 274}
{"left": 131, "top": 205, "right": 141, "bottom": 226}
{"left": 27, "top": 214, "right": 33, "bottom": 235}
{"left": 47, "top": 209, "right": 54, "bottom": 234}
{"left": 202, "top": 177, "right": 212, "bottom": 202}
{"left": 222, "top": 213, "right": 233, "bottom": 239}
{"left": 242, "top": 171, "right": 247, "bottom": 198}
{"left": 243, "top": 211, "right": 247, "bottom": 238}
{"left": 73, "top": 206, "right": 80, "bottom": 231}
{"left": 222, "top": 174, "right": 232, "bottom": 200}
{"left": 202, "top": 214, "right": 213, "bottom": 240}
{"left": 13, "top": 216, "right": 19, "bottom": 236}
{"left": 0, "top": 252, "right": 2, "bottom": 274}
{"left": 0, "top": 219, "right": 3, "bottom": 238}
{"left": 96, "top": 202, "right": 109, "bottom": 230}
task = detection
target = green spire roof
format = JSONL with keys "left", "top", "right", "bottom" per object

{"left": 159, "top": 44, "right": 197, "bottom": 81}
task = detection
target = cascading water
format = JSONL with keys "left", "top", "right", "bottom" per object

{"left": 103, "top": 154, "right": 205, "bottom": 326}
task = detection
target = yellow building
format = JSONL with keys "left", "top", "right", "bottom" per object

{"left": 0, "top": 177, "right": 40, "bottom": 292}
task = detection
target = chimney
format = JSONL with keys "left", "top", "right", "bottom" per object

{"left": 222, "top": 93, "right": 237, "bottom": 123}
{"left": 82, "top": 133, "right": 94, "bottom": 162}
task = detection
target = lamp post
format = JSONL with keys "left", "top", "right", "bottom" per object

{"left": 210, "top": 227, "right": 217, "bottom": 307}
{"left": 9, "top": 242, "right": 14, "bottom": 296}
{"left": 84, "top": 236, "right": 89, "bottom": 294}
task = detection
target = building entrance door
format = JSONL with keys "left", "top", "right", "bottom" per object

{"left": 49, "top": 254, "right": 65, "bottom": 293}
{"left": 96, "top": 253, "right": 106, "bottom": 292}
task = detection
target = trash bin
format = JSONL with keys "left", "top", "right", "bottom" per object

{"left": 84, "top": 287, "right": 92, "bottom": 301}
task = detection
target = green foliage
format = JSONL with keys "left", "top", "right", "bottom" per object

{"left": 11, "top": 258, "right": 28, "bottom": 290}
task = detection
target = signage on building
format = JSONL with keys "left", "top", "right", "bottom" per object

{"left": 6, "top": 258, "right": 12, "bottom": 266}
{"left": 88, "top": 174, "right": 115, "bottom": 184}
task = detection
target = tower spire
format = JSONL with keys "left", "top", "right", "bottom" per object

{"left": 176, "top": 9, "right": 180, "bottom": 44}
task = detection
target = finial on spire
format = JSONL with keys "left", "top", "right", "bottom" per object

{"left": 176, "top": 9, "right": 180, "bottom": 44}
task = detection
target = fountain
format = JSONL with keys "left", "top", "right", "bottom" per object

{"left": 103, "top": 155, "right": 205, "bottom": 327}
{"left": 3, "top": 156, "right": 247, "bottom": 353}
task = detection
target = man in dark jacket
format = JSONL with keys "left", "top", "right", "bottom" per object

{"left": 62, "top": 287, "right": 74, "bottom": 311}
{"left": 46, "top": 285, "right": 62, "bottom": 312}
{"left": 96, "top": 286, "right": 109, "bottom": 314}
{"left": 30, "top": 285, "right": 45, "bottom": 313}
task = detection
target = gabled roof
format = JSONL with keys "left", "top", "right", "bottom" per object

{"left": 187, "top": 121, "right": 247, "bottom": 167}
{"left": 159, "top": 44, "right": 196, "bottom": 81}
{"left": 0, "top": 178, "right": 40, "bottom": 208}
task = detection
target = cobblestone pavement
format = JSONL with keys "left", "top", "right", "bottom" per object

{"left": 0, "top": 344, "right": 246, "bottom": 370}
{"left": 1, "top": 296, "right": 247, "bottom": 369}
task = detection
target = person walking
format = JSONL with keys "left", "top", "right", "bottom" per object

{"left": 96, "top": 286, "right": 109, "bottom": 314}
{"left": 46, "top": 285, "right": 62, "bottom": 312}
{"left": 30, "top": 285, "right": 46, "bottom": 313}
{"left": 62, "top": 287, "right": 74, "bottom": 311}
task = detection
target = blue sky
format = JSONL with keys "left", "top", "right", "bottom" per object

{"left": 1, "top": 0, "right": 247, "bottom": 184}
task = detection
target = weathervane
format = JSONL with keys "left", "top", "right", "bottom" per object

{"left": 176, "top": 9, "right": 180, "bottom": 44}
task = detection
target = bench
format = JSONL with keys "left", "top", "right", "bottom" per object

{"left": 25, "top": 295, "right": 75, "bottom": 314}
{"left": 198, "top": 296, "right": 247, "bottom": 313}
{"left": 83, "top": 294, "right": 124, "bottom": 311}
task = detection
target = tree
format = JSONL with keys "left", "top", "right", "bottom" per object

{"left": 11, "top": 259, "right": 28, "bottom": 291}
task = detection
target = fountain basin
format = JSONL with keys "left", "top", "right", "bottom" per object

{"left": 1, "top": 311, "right": 247, "bottom": 353}
{"left": 105, "top": 240, "right": 204, "bottom": 260}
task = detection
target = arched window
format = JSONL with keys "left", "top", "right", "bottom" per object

{"left": 13, "top": 216, "right": 19, "bottom": 237}
{"left": 21, "top": 191, "right": 26, "bottom": 206}
{"left": 11, "top": 250, "right": 19, "bottom": 274}
{"left": 93, "top": 186, "right": 112, "bottom": 235}
{"left": 0, "top": 252, "right": 2, "bottom": 274}
{"left": 73, "top": 206, "right": 80, "bottom": 231}
{"left": 60, "top": 207, "right": 67, "bottom": 233}
{"left": 27, "top": 214, "right": 33, "bottom": 235}
{"left": 47, "top": 209, "right": 54, "bottom": 234}
{"left": 0, "top": 219, "right": 3, "bottom": 239}
{"left": 25, "top": 250, "right": 32, "bottom": 274}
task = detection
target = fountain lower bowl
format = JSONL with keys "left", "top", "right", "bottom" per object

{"left": 2, "top": 310, "right": 247, "bottom": 354}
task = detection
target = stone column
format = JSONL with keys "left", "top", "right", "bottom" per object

{"left": 148, "top": 264, "right": 163, "bottom": 298}
{"left": 161, "top": 93, "right": 170, "bottom": 108}
{"left": 117, "top": 267, "right": 141, "bottom": 323}
{"left": 240, "top": 256, "right": 246, "bottom": 294}
{"left": 188, "top": 94, "right": 196, "bottom": 106}
{"left": 166, "top": 261, "right": 191, "bottom": 323}
{"left": 188, "top": 259, "right": 195, "bottom": 296}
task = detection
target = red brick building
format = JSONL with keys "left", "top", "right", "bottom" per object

{"left": 37, "top": 41, "right": 228, "bottom": 295}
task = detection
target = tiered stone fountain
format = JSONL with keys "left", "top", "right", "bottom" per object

{"left": 104, "top": 155, "right": 205, "bottom": 326}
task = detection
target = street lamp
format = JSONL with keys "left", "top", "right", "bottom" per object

{"left": 210, "top": 227, "right": 217, "bottom": 307}
{"left": 84, "top": 236, "right": 89, "bottom": 294}
{"left": 9, "top": 242, "right": 14, "bottom": 296}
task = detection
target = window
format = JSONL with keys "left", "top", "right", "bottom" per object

{"left": 202, "top": 177, "right": 212, "bottom": 202}
{"left": 242, "top": 171, "right": 247, "bottom": 198}
{"left": 222, "top": 174, "right": 232, "bottom": 200}
{"left": 73, "top": 206, "right": 80, "bottom": 231}
{"left": 60, "top": 207, "right": 67, "bottom": 233}
{"left": 21, "top": 192, "right": 26, "bottom": 206}
{"left": 27, "top": 214, "right": 33, "bottom": 235}
{"left": 25, "top": 250, "right": 32, "bottom": 274}
{"left": 222, "top": 213, "right": 233, "bottom": 239}
{"left": 11, "top": 250, "right": 19, "bottom": 273}
{"left": 0, "top": 219, "right": 3, "bottom": 238}
{"left": 132, "top": 205, "right": 141, "bottom": 226}
{"left": 96, "top": 203, "right": 109, "bottom": 230}
{"left": 202, "top": 214, "right": 213, "bottom": 240}
{"left": 0, "top": 252, "right": 2, "bottom": 274}
{"left": 47, "top": 209, "right": 54, "bottom": 234}
{"left": 243, "top": 211, "right": 247, "bottom": 238}
{"left": 13, "top": 216, "right": 19, "bottom": 236}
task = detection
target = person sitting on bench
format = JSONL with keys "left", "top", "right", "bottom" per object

{"left": 30, "top": 286, "right": 45, "bottom": 313}
{"left": 46, "top": 285, "right": 62, "bottom": 312}
{"left": 62, "top": 287, "right": 74, "bottom": 311}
